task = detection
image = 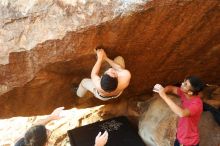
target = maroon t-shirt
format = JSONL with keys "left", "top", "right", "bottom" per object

{"left": 177, "top": 88, "right": 203, "bottom": 145}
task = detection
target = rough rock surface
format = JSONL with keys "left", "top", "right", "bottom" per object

{"left": 0, "top": 0, "right": 220, "bottom": 117}
{"left": 139, "top": 94, "right": 220, "bottom": 146}
{"left": 0, "top": 0, "right": 146, "bottom": 65}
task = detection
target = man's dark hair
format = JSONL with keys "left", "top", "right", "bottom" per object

{"left": 186, "top": 76, "right": 205, "bottom": 95}
{"left": 24, "top": 125, "right": 47, "bottom": 146}
{"left": 100, "top": 74, "right": 118, "bottom": 92}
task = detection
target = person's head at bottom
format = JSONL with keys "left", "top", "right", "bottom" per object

{"left": 101, "top": 68, "right": 118, "bottom": 92}
{"left": 16, "top": 125, "right": 48, "bottom": 146}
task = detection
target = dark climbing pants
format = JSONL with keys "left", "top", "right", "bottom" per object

{"left": 174, "top": 139, "right": 199, "bottom": 146}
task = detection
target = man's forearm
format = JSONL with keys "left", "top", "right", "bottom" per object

{"left": 91, "top": 59, "right": 102, "bottom": 77}
{"left": 161, "top": 94, "right": 184, "bottom": 117}
{"left": 105, "top": 57, "right": 121, "bottom": 70}
{"left": 34, "top": 115, "right": 53, "bottom": 125}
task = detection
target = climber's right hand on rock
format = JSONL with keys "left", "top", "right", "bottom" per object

{"left": 96, "top": 49, "right": 106, "bottom": 61}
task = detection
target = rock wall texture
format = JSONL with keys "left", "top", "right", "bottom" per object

{"left": 0, "top": 0, "right": 220, "bottom": 117}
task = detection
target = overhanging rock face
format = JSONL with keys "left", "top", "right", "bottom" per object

{"left": 0, "top": 0, "right": 220, "bottom": 117}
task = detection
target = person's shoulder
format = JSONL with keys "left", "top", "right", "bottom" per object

{"left": 196, "top": 96, "right": 203, "bottom": 102}
{"left": 191, "top": 96, "right": 203, "bottom": 105}
{"left": 120, "top": 69, "right": 131, "bottom": 78}
{"left": 118, "top": 70, "right": 131, "bottom": 85}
